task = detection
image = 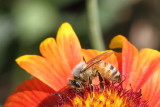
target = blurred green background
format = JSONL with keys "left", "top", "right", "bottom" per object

{"left": 0, "top": 0, "right": 160, "bottom": 105}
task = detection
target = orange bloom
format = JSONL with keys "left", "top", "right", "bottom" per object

{"left": 4, "top": 23, "right": 160, "bottom": 107}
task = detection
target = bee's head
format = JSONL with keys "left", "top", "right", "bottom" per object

{"left": 68, "top": 79, "right": 81, "bottom": 89}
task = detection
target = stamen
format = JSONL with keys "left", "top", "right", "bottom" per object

{"left": 52, "top": 82, "right": 149, "bottom": 107}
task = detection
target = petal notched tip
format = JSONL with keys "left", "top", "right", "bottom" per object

{"left": 40, "top": 37, "right": 54, "bottom": 49}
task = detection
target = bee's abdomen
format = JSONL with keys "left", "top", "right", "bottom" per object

{"left": 105, "top": 63, "right": 121, "bottom": 82}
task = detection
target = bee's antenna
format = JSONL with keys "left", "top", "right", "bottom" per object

{"left": 50, "top": 93, "right": 63, "bottom": 98}
{"left": 83, "top": 56, "right": 86, "bottom": 63}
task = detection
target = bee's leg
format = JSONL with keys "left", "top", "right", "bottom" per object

{"left": 88, "top": 77, "right": 94, "bottom": 98}
{"left": 88, "top": 77, "right": 93, "bottom": 91}
{"left": 97, "top": 71, "right": 104, "bottom": 91}
{"left": 50, "top": 93, "right": 65, "bottom": 104}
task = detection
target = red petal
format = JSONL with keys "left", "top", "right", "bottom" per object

{"left": 132, "top": 49, "right": 160, "bottom": 106}
{"left": 109, "top": 35, "right": 139, "bottom": 88}
{"left": 141, "top": 69, "right": 160, "bottom": 106}
{"left": 132, "top": 49, "right": 160, "bottom": 90}
{"left": 4, "top": 78, "right": 56, "bottom": 107}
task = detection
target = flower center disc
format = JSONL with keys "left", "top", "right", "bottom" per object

{"left": 53, "top": 83, "right": 148, "bottom": 107}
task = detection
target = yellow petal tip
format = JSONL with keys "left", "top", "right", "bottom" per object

{"left": 57, "top": 22, "right": 76, "bottom": 39}
{"left": 61, "top": 22, "right": 72, "bottom": 27}
{"left": 15, "top": 55, "right": 32, "bottom": 64}
{"left": 109, "top": 35, "right": 126, "bottom": 49}
{"left": 40, "top": 37, "right": 54, "bottom": 49}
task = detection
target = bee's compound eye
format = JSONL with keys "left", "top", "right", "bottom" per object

{"left": 74, "top": 81, "right": 81, "bottom": 88}
{"left": 70, "top": 79, "right": 81, "bottom": 88}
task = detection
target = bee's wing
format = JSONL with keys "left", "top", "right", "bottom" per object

{"left": 81, "top": 51, "right": 113, "bottom": 72}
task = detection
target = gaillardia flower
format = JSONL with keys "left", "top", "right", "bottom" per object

{"left": 4, "top": 23, "right": 160, "bottom": 107}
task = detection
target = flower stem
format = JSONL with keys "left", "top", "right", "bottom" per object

{"left": 86, "top": 0, "right": 105, "bottom": 51}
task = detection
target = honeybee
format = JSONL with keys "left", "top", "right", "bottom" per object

{"left": 68, "top": 51, "right": 121, "bottom": 91}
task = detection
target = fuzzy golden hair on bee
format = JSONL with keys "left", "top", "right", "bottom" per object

{"left": 72, "top": 61, "right": 87, "bottom": 78}
{"left": 68, "top": 51, "right": 121, "bottom": 91}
